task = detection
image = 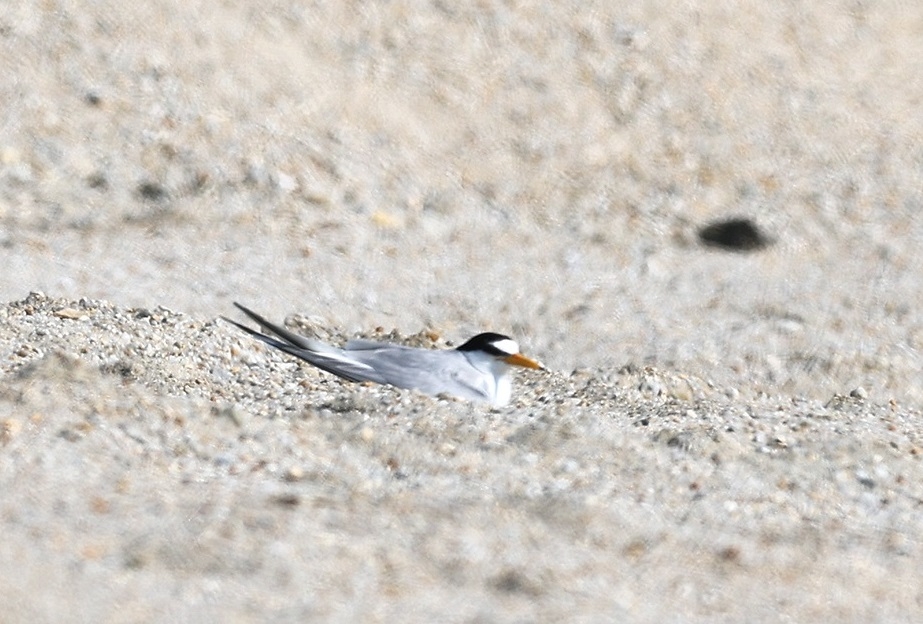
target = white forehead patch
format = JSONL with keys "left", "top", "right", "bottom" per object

{"left": 491, "top": 338, "right": 519, "bottom": 356}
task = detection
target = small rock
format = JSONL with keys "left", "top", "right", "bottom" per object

{"left": 359, "top": 426, "right": 375, "bottom": 442}
{"left": 275, "top": 172, "right": 297, "bottom": 193}
{"left": 0, "top": 145, "right": 21, "bottom": 165}
{"left": 136, "top": 181, "right": 168, "bottom": 201}
{"left": 59, "top": 426, "right": 85, "bottom": 442}
{"left": 54, "top": 307, "right": 87, "bottom": 320}
{"left": 1, "top": 418, "right": 22, "bottom": 443}
{"left": 271, "top": 493, "right": 301, "bottom": 507}
{"left": 284, "top": 466, "right": 305, "bottom": 482}
{"left": 84, "top": 91, "right": 103, "bottom": 106}
{"left": 855, "top": 470, "right": 875, "bottom": 489}
{"left": 698, "top": 217, "right": 771, "bottom": 252}
{"left": 213, "top": 404, "right": 246, "bottom": 427}
{"left": 86, "top": 171, "right": 108, "bottom": 189}
{"left": 371, "top": 211, "right": 402, "bottom": 229}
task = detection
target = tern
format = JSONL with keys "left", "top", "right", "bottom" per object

{"left": 224, "top": 303, "right": 545, "bottom": 406}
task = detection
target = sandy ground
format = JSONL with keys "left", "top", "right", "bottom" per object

{"left": 2, "top": 1, "right": 923, "bottom": 621}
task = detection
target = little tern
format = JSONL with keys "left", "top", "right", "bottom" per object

{"left": 224, "top": 303, "right": 545, "bottom": 406}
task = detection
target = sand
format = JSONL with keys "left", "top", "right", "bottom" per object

{"left": 2, "top": 1, "right": 923, "bottom": 621}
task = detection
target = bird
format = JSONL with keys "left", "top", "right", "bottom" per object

{"left": 223, "top": 302, "right": 545, "bottom": 407}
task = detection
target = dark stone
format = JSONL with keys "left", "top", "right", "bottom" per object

{"left": 698, "top": 217, "right": 771, "bottom": 252}
{"left": 136, "top": 181, "right": 168, "bottom": 201}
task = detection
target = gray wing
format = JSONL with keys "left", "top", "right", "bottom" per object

{"left": 344, "top": 338, "right": 391, "bottom": 350}
{"left": 224, "top": 303, "right": 389, "bottom": 384}
{"left": 345, "top": 346, "right": 492, "bottom": 401}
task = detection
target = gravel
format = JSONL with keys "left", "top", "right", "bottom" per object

{"left": 2, "top": 293, "right": 922, "bottom": 622}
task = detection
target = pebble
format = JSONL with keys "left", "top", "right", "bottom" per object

{"left": 359, "top": 426, "right": 375, "bottom": 442}
{"left": 1, "top": 418, "right": 22, "bottom": 442}
{"left": 284, "top": 466, "right": 305, "bottom": 482}
{"left": 54, "top": 307, "right": 87, "bottom": 320}
{"left": 697, "top": 217, "right": 772, "bottom": 252}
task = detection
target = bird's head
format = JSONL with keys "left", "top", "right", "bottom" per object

{"left": 456, "top": 332, "right": 545, "bottom": 370}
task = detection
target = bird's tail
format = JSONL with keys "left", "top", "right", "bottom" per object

{"left": 223, "top": 302, "right": 338, "bottom": 354}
